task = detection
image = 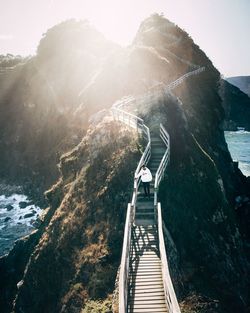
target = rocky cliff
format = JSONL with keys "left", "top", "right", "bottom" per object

{"left": 0, "top": 20, "right": 116, "bottom": 199}
{"left": 226, "top": 76, "right": 250, "bottom": 96}
{"left": 220, "top": 79, "right": 250, "bottom": 130}
{"left": 1, "top": 118, "right": 140, "bottom": 313}
{"left": 0, "top": 13, "right": 249, "bottom": 313}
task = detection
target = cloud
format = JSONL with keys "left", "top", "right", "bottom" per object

{"left": 0, "top": 34, "right": 13, "bottom": 40}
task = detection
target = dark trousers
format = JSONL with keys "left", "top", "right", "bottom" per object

{"left": 142, "top": 182, "right": 150, "bottom": 197}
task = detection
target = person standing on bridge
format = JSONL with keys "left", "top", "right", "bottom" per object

{"left": 136, "top": 164, "right": 152, "bottom": 199}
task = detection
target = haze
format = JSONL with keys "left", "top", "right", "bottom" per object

{"left": 0, "top": 0, "right": 249, "bottom": 77}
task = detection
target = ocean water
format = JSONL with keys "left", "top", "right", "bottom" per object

{"left": 0, "top": 194, "right": 42, "bottom": 256}
{"left": 224, "top": 131, "right": 250, "bottom": 177}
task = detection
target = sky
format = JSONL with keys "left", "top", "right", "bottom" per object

{"left": 0, "top": 0, "right": 249, "bottom": 77}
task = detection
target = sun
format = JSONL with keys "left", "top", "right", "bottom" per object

{"left": 62, "top": 0, "right": 154, "bottom": 46}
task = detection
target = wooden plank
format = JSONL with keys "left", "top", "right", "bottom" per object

{"left": 133, "top": 297, "right": 166, "bottom": 302}
{"left": 131, "top": 273, "right": 162, "bottom": 278}
{"left": 131, "top": 264, "right": 161, "bottom": 269}
{"left": 133, "top": 235, "right": 157, "bottom": 238}
{"left": 131, "top": 257, "right": 160, "bottom": 261}
{"left": 130, "top": 271, "right": 162, "bottom": 276}
{"left": 131, "top": 254, "right": 159, "bottom": 257}
{"left": 130, "top": 283, "right": 164, "bottom": 290}
{"left": 132, "top": 301, "right": 167, "bottom": 307}
{"left": 131, "top": 269, "right": 162, "bottom": 273}
{"left": 134, "top": 239, "right": 157, "bottom": 242}
{"left": 130, "top": 279, "right": 163, "bottom": 285}
{"left": 131, "top": 250, "right": 158, "bottom": 254}
{"left": 128, "top": 308, "right": 168, "bottom": 313}
{"left": 130, "top": 286, "right": 164, "bottom": 291}
{"left": 131, "top": 254, "right": 159, "bottom": 258}
{"left": 130, "top": 267, "right": 161, "bottom": 272}
{"left": 131, "top": 280, "right": 164, "bottom": 286}
{"left": 135, "top": 260, "right": 161, "bottom": 264}
{"left": 131, "top": 265, "right": 161, "bottom": 269}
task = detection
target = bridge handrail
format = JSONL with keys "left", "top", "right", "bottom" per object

{"left": 154, "top": 124, "right": 170, "bottom": 206}
{"left": 158, "top": 202, "right": 181, "bottom": 313}
{"left": 112, "top": 96, "right": 151, "bottom": 313}
{"left": 114, "top": 65, "right": 205, "bottom": 313}
{"left": 119, "top": 203, "right": 133, "bottom": 313}
{"left": 150, "top": 66, "right": 206, "bottom": 94}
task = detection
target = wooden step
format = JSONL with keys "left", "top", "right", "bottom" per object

{"left": 128, "top": 308, "right": 168, "bottom": 313}
{"left": 131, "top": 258, "right": 160, "bottom": 263}
{"left": 131, "top": 281, "right": 164, "bottom": 287}
{"left": 132, "top": 243, "right": 158, "bottom": 247}
{"left": 132, "top": 295, "right": 166, "bottom": 301}
{"left": 132, "top": 236, "right": 157, "bottom": 241}
{"left": 133, "top": 231, "right": 156, "bottom": 234}
{"left": 131, "top": 270, "right": 162, "bottom": 275}
{"left": 136, "top": 258, "right": 160, "bottom": 263}
{"left": 131, "top": 266, "right": 161, "bottom": 271}
{"left": 135, "top": 220, "right": 155, "bottom": 226}
{"left": 133, "top": 239, "right": 157, "bottom": 242}
{"left": 129, "top": 294, "right": 166, "bottom": 300}
{"left": 130, "top": 288, "right": 164, "bottom": 294}
{"left": 133, "top": 228, "right": 156, "bottom": 231}
{"left": 135, "top": 259, "right": 160, "bottom": 263}
{"left": 133, "top": 227, "right": 157, "bottom": 231}
{"left": 130, "top": 301, "right": 167, "bottom": 307}
{"left": 136, "top": 210, "right": 155, "bottom": 214}
{"left": 133, "top": 235, "right": 157, "bottom": 238}
{"left": 135, "top": 212, "right": 155, "bottom": 216}
{"left": 130, "top": 285, "right": 164, "bottom": 292}
{"left": 132, "top": 258, "right": 160, "bottom": 263}
{"left": 131, "top": 242, "right": 158, "bottom": 249}
{"left": 130, "top": 274, "right": 162, "bottom": 280}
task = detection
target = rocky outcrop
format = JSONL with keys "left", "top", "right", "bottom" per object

{"left": 220, "top": 79, "right": 250, "bottom": 130}
{"left": 1, "top": 13, "right": 249, "bottom": 313}
{"left": 0, "top": 20, "right": 117, "bottom": 197}
{"left": 226, "top": 76, "right": 250, "bottom": 96}
{"left": 0, "top": 118, "right": 140, "bottom": 313}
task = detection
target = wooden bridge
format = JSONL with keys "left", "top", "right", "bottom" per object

{"left": 111, "top": 67, "right": 205, "bottom": 313}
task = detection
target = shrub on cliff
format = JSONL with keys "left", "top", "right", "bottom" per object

{"left": 13, "top": 118, "right": 141, "bottom": 313}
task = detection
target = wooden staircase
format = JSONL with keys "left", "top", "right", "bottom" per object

{"left": 128, "top": 135, "right": 168, "bottom": 313}
{"left": 112, "top": 68, "right": 204, "bottom": 312}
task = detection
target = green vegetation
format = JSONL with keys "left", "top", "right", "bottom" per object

{"left": 0, "top": 54, "right": 28, "bottom": 67}
{"left": 82, "top": 298, "right": 112, "bottom": 313}
{"left": 12, "top": 120, "right": 140, "bottom": 313}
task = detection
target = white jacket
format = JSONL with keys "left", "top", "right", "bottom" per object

{"left": 136, "top": 167, "right": 152, "bottom": 182}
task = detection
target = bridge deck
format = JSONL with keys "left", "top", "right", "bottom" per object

{"left": 128, "top": 135, "right": 168, "bottom": 312}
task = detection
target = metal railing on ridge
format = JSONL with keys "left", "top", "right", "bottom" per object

{"left": 111, "top": 97, "right": 151, "bottom": 313}
{"left": 111, "top": 97, "right": 151, "bottom": 211}
{"left": 154, "top": 123, "right": 170, "bottom": 206}
{"left": 158, "top": 203, "right": 181, "bottom": 313}
{"left": 111, "top": 65, "right": 205, "bottom": 313}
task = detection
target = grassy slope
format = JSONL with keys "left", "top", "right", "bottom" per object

{"left": 12, "top": 119, "right": 141, "bottom": 313}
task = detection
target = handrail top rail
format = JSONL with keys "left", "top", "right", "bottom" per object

{"left": 112, "top": 95, "right": 135, "bottom": 108}
{"left": 112, "top": 107, "right": 144, "bottom": 123}
{"left": 154, "top": 150, "right": 169, "bottom": 188}
{"left": 134, "top": 141, "right": 151, "bottom": 177}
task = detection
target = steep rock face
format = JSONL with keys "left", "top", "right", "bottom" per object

{"left": 128, "top": 15, "right": 250, "bottom": 312}
{"left": 220, "top": 79, "right": 250, "bottom": 130}
{"left": 136, "top": 84, "right": 249, "bottom": 312}
{"left": 7, "top": 119, "right": 140, "bottom": 313}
